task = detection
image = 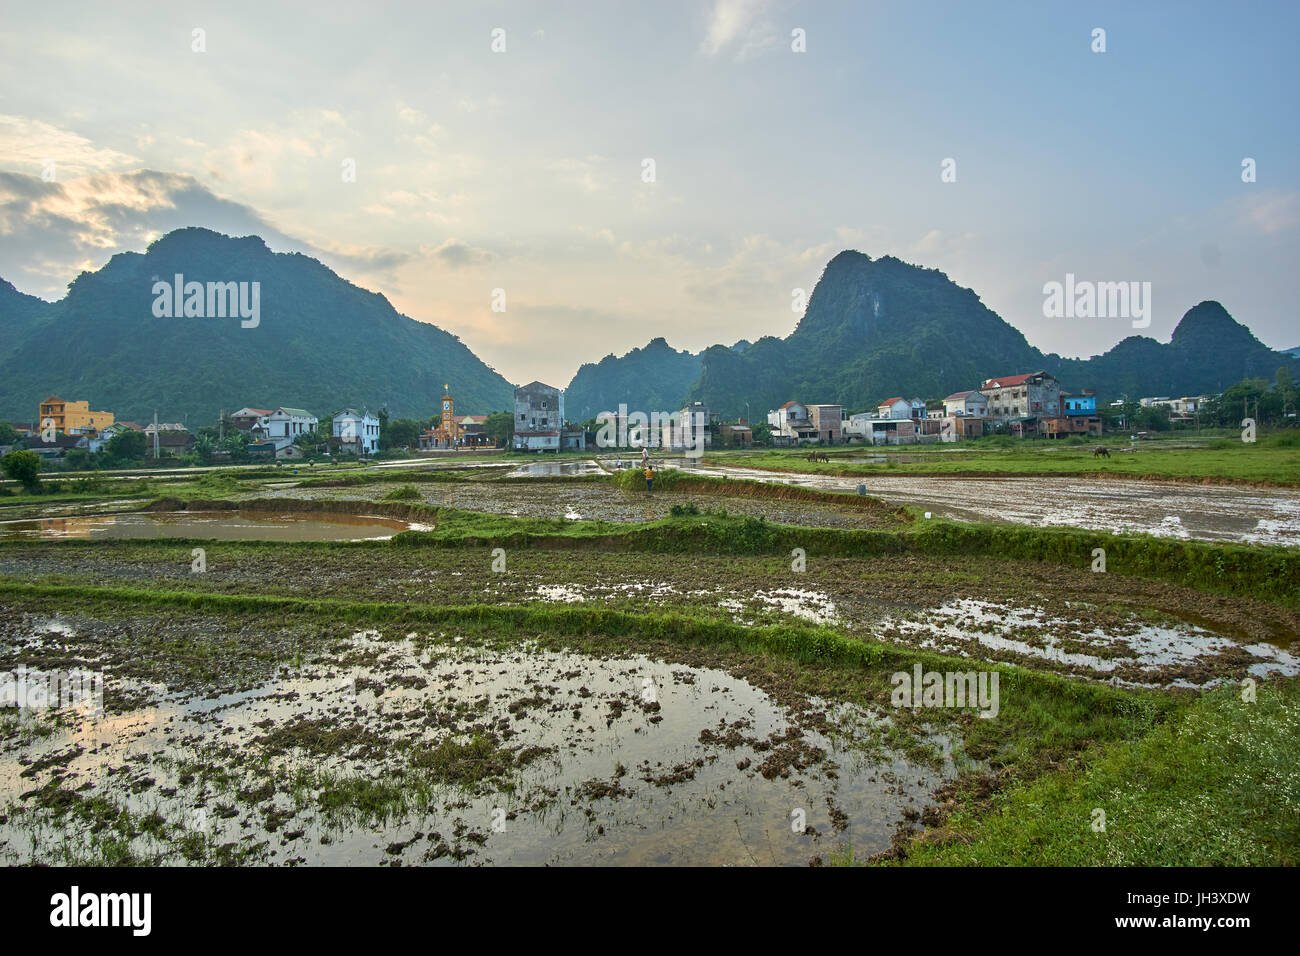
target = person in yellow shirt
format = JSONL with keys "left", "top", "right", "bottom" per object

{"left": 644, "top": 465, "right": 654, "bottom": 492}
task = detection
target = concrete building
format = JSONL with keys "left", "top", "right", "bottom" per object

{"left": 806, "top": 404, "right": 843, "bottom": 444}
{"left": 767, "top": 401, "right": 817, "bottom": 444}
{"left": 981, "top": 371, "right": 1061, "bottom": 436}
{"left": 942, "top": 390, "right": 988, "bottom": 418}
{"left": 1044, "top": 390, "right": 1103, "bottom": 438}
{"left": 673, "top": 402, "right": 712, "bottom": 450}
{"left": 332, "top": 409, "right": 380, "bottom": 454}
{"left": 939, "top": 416, "right": 985, "bottom": 442}
{"left": 265, "top": 407, "right": 319, "bottom": 451}
{"left": 718, "top": 421, "right": 753, "bottom": 447}
{"left": 513, "top": 381, "right": 563, "bottom": 452}
{"left": 844, "top": 412, "right": 920, "bottom": 445}
{"left": 230, "top": 408, "right": 272, "bottom": 435}
{"left": 37, "top": 396, "right": 114, "bottom": 435}
{"left": 1140, "top": 396, "right": 1209, "bottom": 421}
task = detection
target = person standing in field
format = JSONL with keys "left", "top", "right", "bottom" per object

{"left": 644, "top": 465, "right": 654, "bottom": 492}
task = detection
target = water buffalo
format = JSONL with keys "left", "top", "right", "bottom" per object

{"left": 1092, "top": 446, "right": 1111, "bottom": 458}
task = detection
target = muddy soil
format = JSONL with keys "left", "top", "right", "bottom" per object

{"left": 0, "top": 610, "right": 952, "bottom": 866}
{"left": 2, "top": 545, "right": 1294, "bottom": 688}
{"left": 231, "top": 480, "right": 899, "bottom": 529}
{"left": 670, "top": 462, "right": 1300, "bottom": 546}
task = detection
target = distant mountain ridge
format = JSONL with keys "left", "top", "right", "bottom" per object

{"left": 564, "top": 337, "right": 702, "bottom": 421}
{"left": 568, "top": 250, "right": 1297, "bottom": 419}
{"left": 2, "top": 235, "right": 1292, "bottom": 428}
{"left": 0, "top": 228, "right": 515, "bottom": 424}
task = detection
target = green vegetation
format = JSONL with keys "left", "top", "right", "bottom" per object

{"left": 892, "top": 681, "right": 1299, "bottom": 866}
{"left": 0, "top": 449, "right": 41, "bottom": 491}
{"left": 706, "top": 435, "right": 1300, "bottom": 485}
{"left": 2, "top": 450, "right": 1296, "bottom": 867}
{"left": 0, "top": 227, "right": 513, "bottom": 425}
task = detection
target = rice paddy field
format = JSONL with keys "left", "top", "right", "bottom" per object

{"left": 1, "top": 443, "right": 1297, "bottom": 866}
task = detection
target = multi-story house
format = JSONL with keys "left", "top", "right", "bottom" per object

{"left": 673, "top": 402, "right": 712, "bottom": 450}
{"left": 876, "top": 397, "right": 925, "bottom": 420}
{"left": 767, "top": 401, "right": 817, "bottom": 443}
{"left": 37, "top": 396, "right": 114, "bottom": 435}
{"left": 981, "top": 371, "right": 1061, "bottom": 436}
{"left": 942, "top": 390, "right": 988, "bottom": 418}
{"left": 806, "top": 404, "right": 843, "bottom": 444}
{"left": 230, "top": 407, "right": 272, "bottom": 436}
{"left": 1044, "top": 390, "right": 1103, "bottom": 438}
{"left": 265, "top": 407, "right": 319, "bottom": 449}
{"left": 513, "top": 382, "right": 563, "bottom": 452}
{"left": 332, "top": 408, "right": 380, "bottom": 454}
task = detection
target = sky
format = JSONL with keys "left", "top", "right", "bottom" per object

{"left": 1, "top": 0, "right": 1297, "bottom": 387}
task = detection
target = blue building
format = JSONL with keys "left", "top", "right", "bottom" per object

{"left": 1063, "top": 394, "right": 1097, "bottom": 416}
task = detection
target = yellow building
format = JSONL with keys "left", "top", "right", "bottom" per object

{"left": 37, "top": 395, "right": 115, "bottom": 434}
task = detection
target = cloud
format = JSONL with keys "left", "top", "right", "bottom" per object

{"left": 427, "top": 237, "right": 496, "bottom": 269}
{"left": 0, "top": 115, "right": 138, "bottom": 177}
{"left": 1237, "top": 190, "right": 1300, "bottom": 235}
{"left": 550, "top": 156, "right": 610, "bottom": 194}
{"left": 701, "top": 0, "right": 779, "bottom": 60}
{"left": 0, "top": 168, "right": 413, "bottom": 297}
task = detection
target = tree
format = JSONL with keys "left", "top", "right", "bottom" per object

{"left": 106, "top": 430, "right": 148, "bottom": 464}
{"left": 65, "top": 448, "right": 94, "bottom": 470}
{"left": 386, "top": 419, "right": 422, "bottom": 449}
{"left": 1133, "top": 405, "right": 1171, "bottom": 431}
{"left": 1277, "top": 366, "right": 1296, "bottom": 420}
{"left": 0, "top": 422, "right": 19, "bottom": 446}
{"left": 483, "top": 411, "right": 514, "bottom": 447}
{"left": 1, "top": 450, "right": 42, "bottom": 492}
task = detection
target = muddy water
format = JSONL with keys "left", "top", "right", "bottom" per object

{"left": 504, "top": 459, "right": 606, "bottom": 478}
{"left": 246, "top": 479, "right": 893, "bottom": 529}
{"left": 0, "top": 623, "right": 951, "bottom": 866}
{"left": 878, "top": 598, "right": 1299, "bottom": 688}
{"left": 665, "top": 461, "right": 1300, "bottom": 546}
{"left": 0, "top": 511, "right": 421, "bottom": 542}
{"left": 513, "top": 577, "right": 1295, "bottom": 687}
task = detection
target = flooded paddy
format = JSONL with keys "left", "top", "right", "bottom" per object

{"left": 0, "top": 613, "right": 951, "bottom": 866}
{"left": 240, "top": 478, "right": 898, "bottom": 529}
{"left": 876, "top": 598, "right": 1298, "bottom": 688}
{"left": 0, "top": 510, "right": 421, "bottom": 542}
{"left": 663, "top": 461, "right": 1300, "bottom": 546}
{"left": 3, "top": 544, "right": 1294, "bottom": 690}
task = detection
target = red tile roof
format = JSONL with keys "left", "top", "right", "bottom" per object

{"left": 878, "top": 397, "right": 906, "bottom": 406}
{"left": 983, "top": 373, "right": 1035, "bottom": 388}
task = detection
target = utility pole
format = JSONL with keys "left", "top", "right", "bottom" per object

{"left": 152, "top": 410, "right": 160, "bottom": 459}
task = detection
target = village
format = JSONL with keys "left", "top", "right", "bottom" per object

{"left": 0, "top": 370, "right": 1219, "bottom": 466}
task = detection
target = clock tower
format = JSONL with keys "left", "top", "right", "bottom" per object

{"left": 433, "top": 384, "right": 458, "bottom": 448}
{"left": 441, "top": 385, "right": 453, "bottom": 426}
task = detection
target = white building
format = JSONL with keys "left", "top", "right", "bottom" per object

{"left": 332, "top": 408, "right": 380, "bottom": 454}
{"left": 876, "top": 397, "right": 925, "bottom": 420}
{"left": 942, "top": 390, "right": 988, "bottom": 418}
{"left": 767, "top": 401, "right": 817, "bottom": 442}
{"left": 265, "top": 407, "right": 319, "bottom": 450}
